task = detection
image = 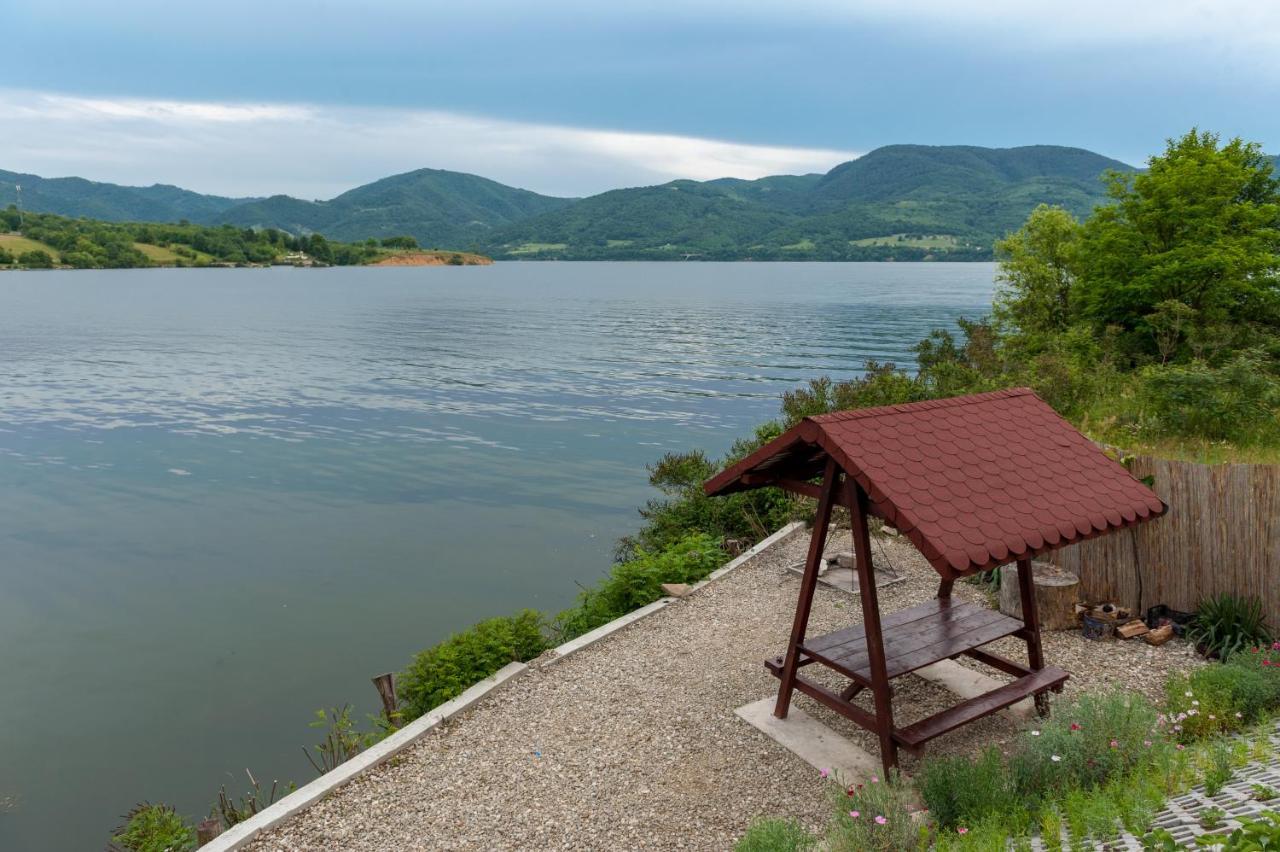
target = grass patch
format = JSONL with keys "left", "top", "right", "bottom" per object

{"left": 605, "top": 239, "right": 633, "bottom": 247}
{"left": 781, "top": 238, "right": 816, "bottom": 251}
{"left": 849, "top": 233, "right": 961, "bottom": 249}
{"left": 132, "top": 242, "right": 182, "bottom": 263}
{"left": 507, "top": 242, "right": 568, "bottom": 255}
{"left": 0, "top": 233, "right": 60, "bottom": 260}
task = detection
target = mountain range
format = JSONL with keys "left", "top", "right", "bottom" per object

{"left": 0, "top": 145, "right": 1186, "bottom": 260}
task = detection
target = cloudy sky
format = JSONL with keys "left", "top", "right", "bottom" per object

{"left": 3, "top": 0, "right": 1279, "bottom": 199}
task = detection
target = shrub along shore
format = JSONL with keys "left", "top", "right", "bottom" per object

{"left": 111, "top": 128, "right": 1280, "bottom": 849}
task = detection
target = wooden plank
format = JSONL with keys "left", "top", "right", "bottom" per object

{"left": 783, "top": 672, "right": 880, "bottom": 733}
{"left": 895, "top": 666, "right": 1069, "bottom": 748}
{"left": 774, "top": 458, "right": 840, "bottom": 719}
{"left": 804, "top": 598, "right": 957, "bottom": 653}
{"left": 824, "top": 605, "right": 1009, "bottom": 677}
{"left": 850, "top": 480, "right": 898, "bottom": 773}
{"left": 962, "top": 648, "right": 1034, "bottom": 678}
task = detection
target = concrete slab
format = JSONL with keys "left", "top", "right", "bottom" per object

{"left": 786, "top": 561, "right": 905, "bottom": 595}
{"left": 914, "top": 659, "right": 1034, "bottom": 720}
{"left": 735, "top": 697, "right": 882, "bottom": 783}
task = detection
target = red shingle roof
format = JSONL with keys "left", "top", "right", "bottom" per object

{"left": 704, "top": 388, "right": 1166, "bottom": 578}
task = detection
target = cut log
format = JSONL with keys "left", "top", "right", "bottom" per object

{"left": 999, "top": 561, "right": 1081, "bottom": 631}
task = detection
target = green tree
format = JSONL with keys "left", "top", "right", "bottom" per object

{"left": 17, "top": 249, "right": 54, "bottom": 268}
{"left": 1074, "top": 130, "right": 1280, "bottom": 335}
{"left": 992, "top": 204, "right": 1081, "bottom": 345}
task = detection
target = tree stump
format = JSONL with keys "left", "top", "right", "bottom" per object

{"left": 999, "top": 561, "right": 1081, "bottom": 631}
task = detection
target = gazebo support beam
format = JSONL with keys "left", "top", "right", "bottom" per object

{"left": 849, "top": 479, "right": 898, "bottom": 773}
{"left": 1015, "top": 555, "right": 1050, "bottom": 716}
{"left": 773, "top": 457, "right": 840, "bottom": 720}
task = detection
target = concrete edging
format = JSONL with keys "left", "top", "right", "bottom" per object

{"left": 542, "top": 520, "right": 806, "bottom": 667}
{"left": 200, "top": 520, "right": 805, "bottom": 849}
{"left": 200, "top": 661, "right": 529, "bottom": 851}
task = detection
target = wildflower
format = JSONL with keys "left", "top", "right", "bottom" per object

{"left": 1208, "top": 715, "right": 1216, "bottom": 721}
{"left": 1110, "top": 740, "right": 1119, "bottom": 748}
{"left": 1188, "top": 709, "right": 1198, "bottom": 717}
{"left": 1192, "top": 700, "right": 1200, "bottom": 706}
{"left": 1185, "top": 690, "right": 1194, "bottom": 697}
{"left": 875, "top": 816, "right": 887, "bottom": 825}
{"left": 819, "top": 768, "right": 830, "bottom": 779}
{"left": 849, "top": 810, "right": 860, "bottom": 819}
{"left": 1051, "top": 755, "right": 1062, "bottom": 762}
{"left": 1272, "top": 641, "right": 1279, "bottom": 650}
{"left": 1237, "top": 712, "right": 1244, "bottom": 719}
{"left": 1266, "top": 659, "right": 1273, "bottom": 667}
{"left": 1070, "top": 722, "right": 1081, "bottom": 731}
{"left": 1177, "top": 744, "right": 1186, "bottom": 751}
{"left": 1030, "top": 730, "right": 1041, "bottom": 736}
{"left": 958, "top": 827, "right": 969, "bottom": 835}
{"left": 1254, "top": 647, "right": 1261, "bottom": 654}
{"left": 1144, "top": 740, "right": 1153, "bottom": 747}
{"left": 1174, "top": 724, "right": 1183, "bottom": 732}
{"left": 870, "top": 776, "right": 879, "bottom": 784}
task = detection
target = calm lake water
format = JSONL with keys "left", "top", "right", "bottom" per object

{"left": 0, "top": 262, "right": 993, "bottom": 850}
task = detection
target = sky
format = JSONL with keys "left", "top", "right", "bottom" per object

{"left": 3, "top": 0, "right": 1279, "bottom": 199}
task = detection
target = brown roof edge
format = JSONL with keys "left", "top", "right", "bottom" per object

{"left": 703, "top": 388, "right": 1039, "bottom": 497}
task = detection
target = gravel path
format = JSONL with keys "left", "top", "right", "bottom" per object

{"left": 247, "top": 526, "right": 1202, "bottom": 851}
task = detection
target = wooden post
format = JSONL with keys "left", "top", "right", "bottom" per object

{"left": 937, "top": 577, "right": 954, "bottom": 600}
{"left": 196, "top": 817, "right": 224, "bottom": 845}
{"left": 371, "top": 672, "right": 399, "bottom": 727}
{"left": 1015, "top": 556, "right": 1050, "bottom": 716}
{"left": 850, "top": 480, "right": 898, "bottom": 774}
{"left": 774, "top": 457, "right": 840, "bottom": 720}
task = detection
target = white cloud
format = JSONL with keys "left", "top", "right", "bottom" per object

{"left": 0, "top": 89, "right": 855, "bottom": 199}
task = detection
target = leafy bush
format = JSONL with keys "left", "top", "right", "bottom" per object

{"left": 824, "top": 770, "right": 920, "bottom": 852}
{"left": 109, "top": 803, "right": 196, "bottom": 852}
{"left": 1187, "top": 593, "right": 1273, "bottom": 660}
{"left": 17, "top": 249, "right": 54, "bottom": 268}
{"left": 917, "top": 747, "right": 1012, "bottom": 830}
{"left": 1165, "top": 663, "right": 1273, "bottom": 740}
{"left": 1010, "top": 692, "right": 1169, "bottom": 806}
{"left": 1198, "top": 810, "right": 1280, "bottom": 849}
{"left": 397, "top": 609, "right": 548, "bottom": 720}
{"left": 1138, "top": 353, "right": 1280, "bottom": 445}
{"left": 734, "top": 817, "right": 816, "bottom": 852}
{"left": 555, "top": 533, "right": 725, "bottom": 640}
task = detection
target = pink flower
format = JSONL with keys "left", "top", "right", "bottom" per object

{"left": 870, "top": 776, "right": 879, "bottom": 784}
{"left": 849, "top": 810, "right": 860, "bottom": 819}
{"left": 1070, "top": 723, "right": 1082, "bottom": 731}
{"left": 819, "top": 768, "right": 830, "bottom": 779}
{"left": 1110, "top": 740, "right": 1119, "bottom": 748}
{"left": 1144, "top": 740, "right": 1153, "bottom": 747}
{"left": 1272, "top": 641, "right": 1279, "bottom": 650}
{"left": 958, "top": 827, "right": 969, "bottom": 834}
{"left": 1177, "top": 744, "right": 1186, "bottom": 751}
{"left": 875, "top": 816, "right": 887, "bottom": 825}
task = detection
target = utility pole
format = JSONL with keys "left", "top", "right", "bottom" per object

{"left": 14, "top": 183, "right": 21, "bottom": 229}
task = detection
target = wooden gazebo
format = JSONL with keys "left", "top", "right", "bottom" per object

{"left": 704, "top": 388, "right": 1167, "bottom": 773}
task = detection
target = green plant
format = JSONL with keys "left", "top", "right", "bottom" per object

{"left": 1201, "top": 805, "right": 1228, "bottom": 830}
{"left": 109, "top": 802, "right": 196, "bottom": 852}
{"left": 397, "top": 609, "right": 548, "bottom": 720}
{"left": 734, "top": 817, "right": 816, "bottom": 852}
{"left": 1197, "top": 810, "right": 1280, "bottom": 849}
{"left": 1166, "top": 662, "right": 1273, "bottom": 740}
{"left": 555, "top": 533, "right": 725, "bottom": 639}
{"left": 1188, "top": 594, "right": 1273, "bottom": 660}
{"left": 304, "top": 705, "right": 367, "bottom": 775}
{"left": 917, "top": 747, "right": 1013, "bottom": 830}
{"left": 825, "top": 770, "right": 918, "bottom": 852}
{"left": 1253, "top": 784, "right": 1277, "bottom": 802}
{"left": 1040, "top": 805, "right": 1064, "bottom": 852}
{"left": 1142, "top": 827, "right": 1181, "bottom": 851}
{"left": 1203, "top": 740, "right": 1235, "bottom": 797}
{"left": 213, "top": 769, "right": 291, "bottom": 829}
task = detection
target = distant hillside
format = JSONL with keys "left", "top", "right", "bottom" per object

{"left": 3, "top": 144, "right": 1166, "bottom": 260}
{"left": 214, "top": 168, "right": 574, "bottom": 249}
{"left": 485, "top": 145, "right": 1137, "bottom": 260}
{"left": 0, "top": 169, "right": 252, "bottom": 223}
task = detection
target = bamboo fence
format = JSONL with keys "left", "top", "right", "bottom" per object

{"left": 1050, "top": 455, "right": 1280, "bottom": 623}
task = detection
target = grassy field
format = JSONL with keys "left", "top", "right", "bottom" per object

{"left": 132, "top": 242, "right": 183, "bottom": 263}
{"left": 849, "top": 233, "right": 961, "bottom": 249}
{"left": 781, "top": 238, "right": 816, "bottom": 251}
{"left": 507, "top": 242, "right": 569, "bottom": 255}
{"left": 0, "top": 233, "right": 61, "bottom": 260}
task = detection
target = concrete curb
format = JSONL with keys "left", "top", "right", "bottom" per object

{"left": 200, "top": 521, "right": 805, "bottom": 849}
{"left": 542, "top": 520, "right": 806, "bottom": 667}
{"left": 200, "top": 661, "right": 528, "bottom": 851}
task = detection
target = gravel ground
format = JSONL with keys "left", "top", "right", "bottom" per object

{"left": 247, "top": 526, "right": 1203, "bottom": 851}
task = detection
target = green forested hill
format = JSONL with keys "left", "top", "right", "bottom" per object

{"left": 0, "top": 169, "right": 253, "bottom": 223}
{"left": 485, "top": 145, "right": 1137, "bottom": 260}
{"left": 2, "top": 144, "right": 1155, "bottom": 260}
{"left": 214, "top": 168, "right": 574, "bottom": 248}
